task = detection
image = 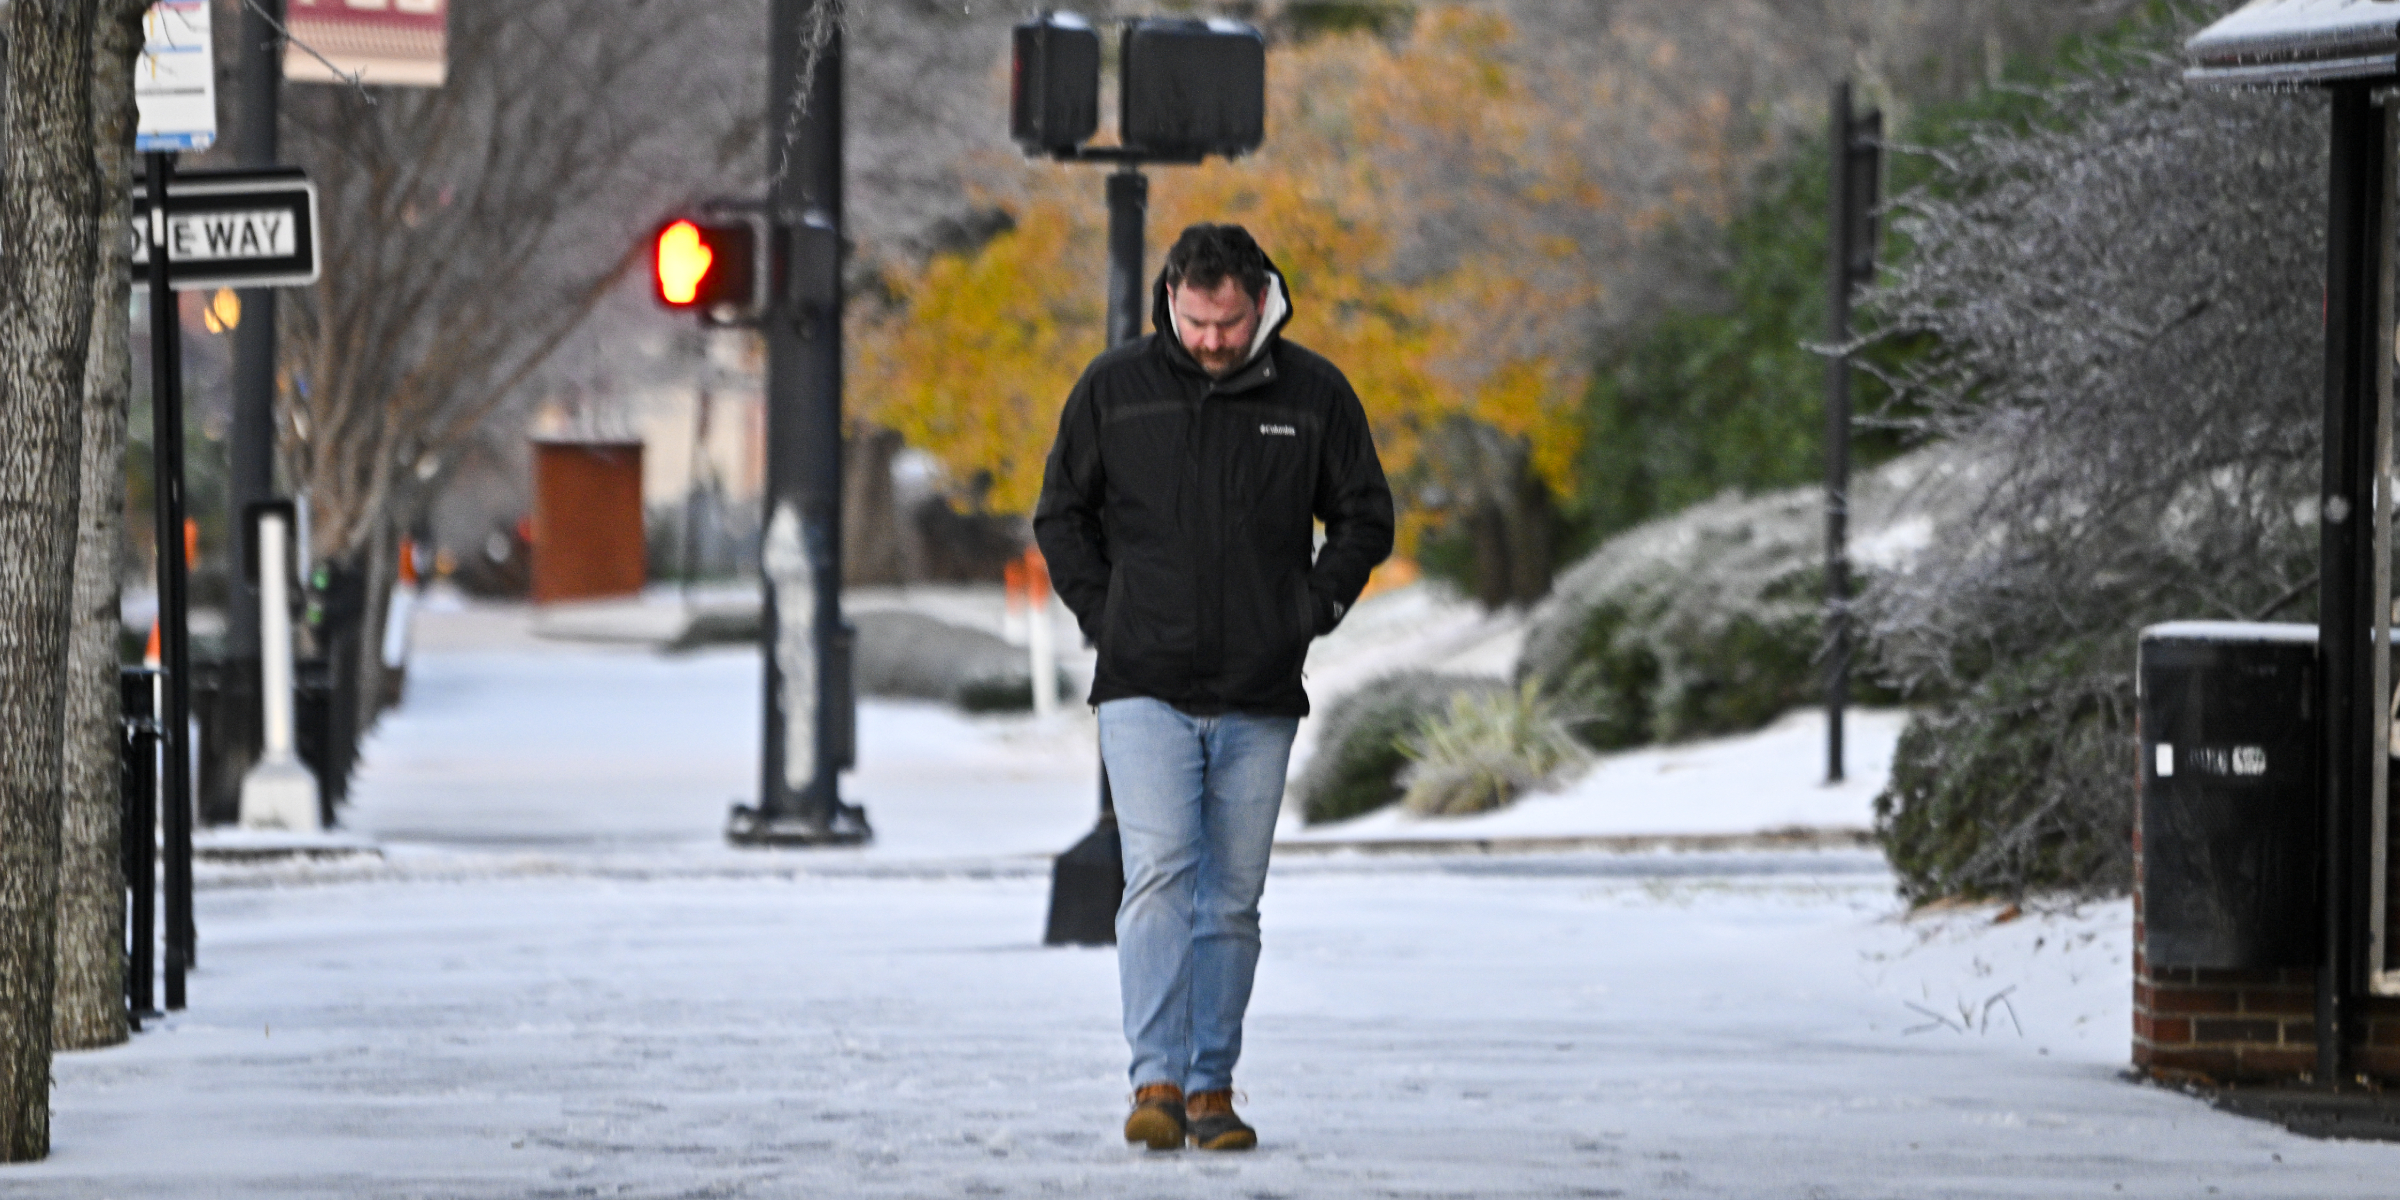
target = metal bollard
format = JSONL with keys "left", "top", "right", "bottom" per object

{"left": 121, "top": 666, "right": 160, "bottom": 1026}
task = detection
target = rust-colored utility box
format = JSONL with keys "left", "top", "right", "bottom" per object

{"left": 530, "top": 440, "right": 646, "bottom": 604}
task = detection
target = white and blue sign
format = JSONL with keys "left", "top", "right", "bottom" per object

{"left": 136, "top": 0, "right": 217, "bottom": 153}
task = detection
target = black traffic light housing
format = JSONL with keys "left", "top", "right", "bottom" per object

{"left": 1012, "top": 13, "right": 1100, "bottom": 154}
{"left": 651, "top": 211, "right": 767, "bottom": 325}
{"left": 1120, "top": 18, "right": 1265, "bottom": 159}
{"left": 1010, "top": 12, "right": 1263, "bottom": 162}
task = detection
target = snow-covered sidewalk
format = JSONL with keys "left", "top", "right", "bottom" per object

{"left": 16, "top": 615, "right": 2397, "bottom": 1196}
{"left": 19, "top": 860, "right": 2394, "bottom": 1198}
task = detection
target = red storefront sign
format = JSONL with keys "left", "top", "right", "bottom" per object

{"left": 284, "top": 0, "right": 447, "bottom": 89}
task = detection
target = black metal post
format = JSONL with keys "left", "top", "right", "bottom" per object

{"left": 146, "top": 151, "right": 195, "bottom": 1009}
{"left": 222, "top": 0, "right": 284, "bottom": 780}
{"left": 1094, "top": 166, "right": 1147, "bottom": 829}
{"left": 120, "top": 668, "right": 158, "bottom": 1026}
{"left": 1824, "top": 83, "right": 1854, "bottom": 786}
{"left": 2318, "top": 82, "right": 2384, "bottom": 1090}
{"left": 736, "top": 0, "right": 866, "bottom": 844}
{"left": 1106, "top": 167, "right": 1148, "bottom": 349}
{"left": 679, "top": 332, "right": 712, "bottom": 597}
{"left": 1095, "top": 164, "right": 1145, "bottom": 825}
{"left": 1040, "top": 163, "right": 1150, "bottom": 945}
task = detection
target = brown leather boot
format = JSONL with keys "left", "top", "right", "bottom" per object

{"left": 1123, "top": 1082, "right": 1186, "bottom": 1151}
{"left": 1185, "top": 1089, "right": 1256, "bottom": 1150}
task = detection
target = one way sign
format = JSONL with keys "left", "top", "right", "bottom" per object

{"left": 131, "top": 167, "right": 319, "bottom": 291}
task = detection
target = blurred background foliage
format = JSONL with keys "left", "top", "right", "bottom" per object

{"left": 851, "top": 0, "right": 2146, "bottom": 607}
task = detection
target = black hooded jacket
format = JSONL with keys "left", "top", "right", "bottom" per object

{"left": 1033, "top": 263, "right": 1396, "bottom": 717}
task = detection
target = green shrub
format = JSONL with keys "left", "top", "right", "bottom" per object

{"left": 1293, "top": 672, "right": 1503, "bottom": 825}
{"left": 1556, "top": 579, "right": 1824, "bottom": 751}
{"left": 1874, "top": 637, "right": 2133, "bottom": 903}
{"left": 1397, "top": 679, "right": 1590, "bottom": 817}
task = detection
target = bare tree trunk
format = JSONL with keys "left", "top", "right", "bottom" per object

{"left": 52, "top": 2, "right": 146, "bottom": 1054}
{"left": 1469, "top": 500, "right": 1513, "bottom": 612}
{"left": 1506, "top": 474, "right": 1555, "bottom": 607}
{"left": 0, "top": 0, "right": 99, "bottom": 1163}
{"left": 843, "top": 425, "right": 907, "bottom": 586}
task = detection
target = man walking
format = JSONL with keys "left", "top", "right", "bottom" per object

{"left": 1035, "top": 224, "right": 1395, "bottom": 1151}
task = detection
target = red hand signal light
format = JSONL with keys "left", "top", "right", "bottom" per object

{"left": 656, "top": 220, "right": 714, "bottom": 306}
{"left": 649, "top": 216, "right": 757, "bottom": 317}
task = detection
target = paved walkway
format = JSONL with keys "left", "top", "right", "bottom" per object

{"left": 8, "top": 634, "right": 2394, "bottom": 1197}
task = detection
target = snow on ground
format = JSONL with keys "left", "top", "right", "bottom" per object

{"left": 17, "top": 595, "right": 2400, "bottom": 1196}
{"left": 18, "top": 862, "right": 2394, "bottom": 1198}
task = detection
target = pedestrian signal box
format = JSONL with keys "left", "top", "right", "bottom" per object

{"left": 1012, "top": 13, "right": 1100, "bottom": 154}
{"left": 1011, "top": 13, "right": 1263, "bottom": 162}
{"left": 651, "top": 216, "right": 760, "bottom": 322}
{"left": 1121, "top": 19, "right": 1265, "bottom": 158}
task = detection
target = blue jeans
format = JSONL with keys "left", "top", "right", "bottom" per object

{"left": 1099, "top": 697, "right": 1299, "bottom": 1094}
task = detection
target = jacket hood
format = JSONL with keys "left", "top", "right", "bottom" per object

{"left": 1153, "top": 256, "right": 1293, "bottom": 379}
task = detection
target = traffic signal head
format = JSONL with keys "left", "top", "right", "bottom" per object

{"left": 651, "top": 216, "right": 759, "bottom": 320}
{"left": 1012, "top": 13, "right": 1100, "bottom": 155}
{"left": 1121, "top": 19, "right": 1265, "bottom": 159}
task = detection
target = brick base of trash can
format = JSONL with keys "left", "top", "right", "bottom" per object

{"left": 2130, "top": 956, "right": 2400, "bottom": 1085}
{"left": 2132, "top": 822, "right": 2400, "bottom": 1086}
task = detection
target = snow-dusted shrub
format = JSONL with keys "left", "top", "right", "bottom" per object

{"left": 850, "top": 610, "right": 1049, "bottom": 711}
{"left": 1874, "top": 637, "right": 2131, "bottom": 903}
{"left": 1397, "top": 679, "right": 1590, "bottom": 816}
{"left": 1861, "top": 22, "right": 2322, "bottom": 900}
{"left": 955, "top": 670, "right": 1076, "bottom": 714}
{"left": 1516, "top": 447, "right": 1960, "bottom": 748}
{"left": 1293, "top": 672, "right": 1504, "bottom": 824}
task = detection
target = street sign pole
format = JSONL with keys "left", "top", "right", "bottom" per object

{"left": 731, "top": 0, "right": 868, "bottom": 845}
{"left": 145, "top": 151, "right": 195, "bottom": 1011}
{"left": 137, "top": 0, "right": 219, "bottom": 1012}
{"left": 224, "top": 0, "right": 285, "bottom": 788}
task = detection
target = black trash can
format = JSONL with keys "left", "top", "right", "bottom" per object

{"left": 2138, "top": 621, "right": 2319, "bottom": 969}
{"left": 292, "top": 655, "right": 345, "bottom": 823}
{"left": 299, "top": 558, "right": 366, "bottom": 824}
{"left": 189, "top": 655, "right": 257, "bottom": 826}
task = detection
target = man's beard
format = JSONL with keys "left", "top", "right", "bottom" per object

{"left": 1195, "top": 345, "right": 1244, "bottom": 377}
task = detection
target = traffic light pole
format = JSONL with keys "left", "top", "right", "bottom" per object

{"left": 732, "top": 0, "right": 868, "bottom": 845}
{"left": 1011, "top": 15, "right": 1264, "bottom": 942}
{"left": 224, "top": 0, "right": 282, "bottom": 780}
{"left": 1106, "top": 168, "right": 1147, "bottom": 348}
{"left": 1038, "top": 163, "right": 1151, "bottom": 944}
{"left": 1096, "top": 165, "right": 1144, "bottom": 821}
